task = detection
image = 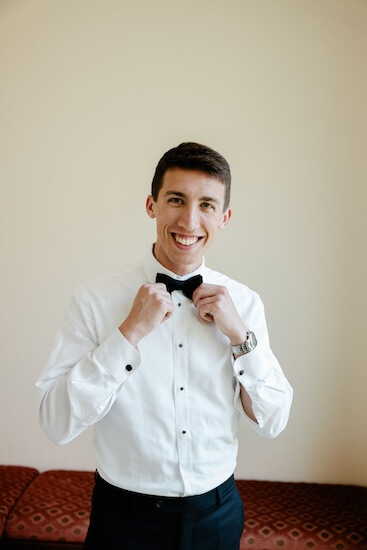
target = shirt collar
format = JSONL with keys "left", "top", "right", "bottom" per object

{"left": 143, "top": 245, "right": 206, "bottom": 284}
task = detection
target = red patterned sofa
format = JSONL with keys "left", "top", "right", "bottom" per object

{"left": 0, "top": 466, "right": 366, "bottom": 549}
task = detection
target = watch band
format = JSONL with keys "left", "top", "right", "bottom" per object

{"left": 230, "top": 330, "right": 257, "bottom": 356}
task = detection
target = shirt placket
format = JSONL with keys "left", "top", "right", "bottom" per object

{"left": 171, "top": 291, "right": 192, "bottom": 495}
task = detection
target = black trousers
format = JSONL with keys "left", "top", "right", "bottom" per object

{"left": 84, "top": 473, "right": 244, "bottom": 549}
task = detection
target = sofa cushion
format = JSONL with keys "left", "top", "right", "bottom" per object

{"left": 3, "top": 471, "right": 366, "bottom": 548}
{"left": 4, "top": 470, "right": 94, "bottom": 544}
{"left": 237, "top": 479, "right": 367, "bottom": 549}
{"left": 0, "top": 466, "right": 39, "bottom": 539}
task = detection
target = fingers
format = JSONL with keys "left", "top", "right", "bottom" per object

{"left": 122, "top": 283, "right": 173, "bottom": 341}
{"left": 192, "top": 284, "right": 224, "bottom": 322}
{"left": 150, "top": 283, "right": 174, "bottom": 315}
{"left": 154, "top": 282, "right": 170, "bottom": 294}
{"left": 193, "top": 294, "right": 216, "bottom": 322}
{"left": 192, "top": 283, "right": 226, "bottom": 301}
{"left": 143, "top": 283, "right": 173, "bottom": 317}
{"left": 192, "top": 284, "right": 244, "bottom": 340}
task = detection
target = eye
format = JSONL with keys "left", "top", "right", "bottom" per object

{"left": 168, "top": 197, "right": 184, "bottom": 205}
{"left": 201, "top": 202, "right": 215, "bottom": 210}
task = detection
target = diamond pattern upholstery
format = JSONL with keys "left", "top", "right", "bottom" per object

{"left": 4, "top": 470, "right": 94, "bottom": 543}
{"left": 1, "top": 469, "right": 366, "bottom": 548}
{"left": 237, "top": 480, "right": 367, "bottom": 549}
{"left": 0, "top": 466, "right": 39, "bottom": 538}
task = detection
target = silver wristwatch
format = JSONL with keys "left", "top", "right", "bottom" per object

{"left": 230, "top": 330, "right": 257, "bottom": 356}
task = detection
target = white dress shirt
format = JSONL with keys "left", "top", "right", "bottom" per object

{"left": 36, "top": 250, "right": 293, "bottom": 497}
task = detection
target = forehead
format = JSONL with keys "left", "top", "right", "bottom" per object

{"left": 160, "top": 168, "right": 226, "bottom": 203}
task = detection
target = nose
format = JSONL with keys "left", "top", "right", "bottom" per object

{"left": 177, "top": 204, "right": 200, "bottom": 231}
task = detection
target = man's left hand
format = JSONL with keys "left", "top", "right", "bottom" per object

{"left": 192, "top": 284, "right": 247, "bottom": 345}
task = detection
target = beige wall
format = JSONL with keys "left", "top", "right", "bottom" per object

{"left": 1, "top": 0, "right": 366, "bottom": 485}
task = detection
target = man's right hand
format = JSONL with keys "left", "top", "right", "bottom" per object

{"left": 119, "top": 283, "right": 173, "bottom": 348}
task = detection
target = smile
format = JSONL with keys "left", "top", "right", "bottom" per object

{"left": 173, "top": 234, "right": 201, "bottom": 246}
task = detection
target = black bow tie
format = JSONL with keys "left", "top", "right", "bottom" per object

{"left": 156, "top": 273, "right": 203, "bottom": 299}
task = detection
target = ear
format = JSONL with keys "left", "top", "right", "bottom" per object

{"left": 219, "top": 208, "right": 232, "bottom": 229}
{"left": 146, "top": 195, "right": 156, "bottom": 219}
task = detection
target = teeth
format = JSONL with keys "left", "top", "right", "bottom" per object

{"left": 174, "top": 235, "right": 198, "bottom": 246}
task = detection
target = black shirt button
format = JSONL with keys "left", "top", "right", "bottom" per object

{"left": 178, "top": 343, "right": 183, "bottom": 348}
{"left": 182, "top": 430, "right": 187, "bottom": 434}
{"left": 126, "top": 364, "right": 133, "bottom": 372}
{"left": 239, "top": 370, "right": 244, "bottom": 376}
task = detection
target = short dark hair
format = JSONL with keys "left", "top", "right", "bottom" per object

{"left": 151, "top": 142, "right": 231, "bottom": 211}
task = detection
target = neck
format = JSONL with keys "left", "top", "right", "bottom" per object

{"left": 152, "top": 244, "right": 203, "bottom": 277}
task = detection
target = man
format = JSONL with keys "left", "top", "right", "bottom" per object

{"left": 36, "top": 142, "right": 293, "bottom": 549}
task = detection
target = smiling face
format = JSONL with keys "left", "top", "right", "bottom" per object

{"left": 146, "top": 168, "right": 231, "bottom": 275}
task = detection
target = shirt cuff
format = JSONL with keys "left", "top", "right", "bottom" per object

{"left": 92, "top": 328, "right": 141, "bottom": 383}
{"left": 232, "top": 348, "right": 271, "bottom": 389}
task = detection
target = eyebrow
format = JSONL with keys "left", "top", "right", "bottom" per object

{"left": 163, "top": 191, "right": 220, "bottom": 204}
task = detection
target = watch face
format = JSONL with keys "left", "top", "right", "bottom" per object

{"left": 247, "top": 331, "right": 257, "bottom": 350}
